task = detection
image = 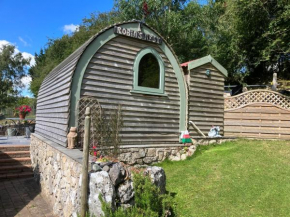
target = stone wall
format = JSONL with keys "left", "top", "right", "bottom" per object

{"left": 30, "top": 134, "right": 83, "bottom": 217}
{"left": 30, "top": 134, "right": 170, "bottom": 217}
{"left": 30, "top": 134, "right": 234, "bottom": 217}
{"left": 88, "top": 164, "right": 166, "bottom": 216}
{"left": 117, "top": 136, "right": 235, "bottom": 164}
{"left": 118, "top": 145, "right": 196, "bottom": 165}
{"left": 191, "top": 137, "right": 235, "bottom": 146}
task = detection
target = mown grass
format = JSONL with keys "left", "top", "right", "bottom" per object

{"left": 157, "top": 139, "right": 290, "bottom": 217}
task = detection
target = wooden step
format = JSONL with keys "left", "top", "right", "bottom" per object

{"left": 0, "top": 157, "right": 31, "bottom": 165}
{"left": 0, "top": 151, "right": 30, "bottom": 158}
{"left": 0, "top": 145, "right": 30, "bottom": 152}
{"left": 0, "top": 171, "right": 34, "bottom": 180}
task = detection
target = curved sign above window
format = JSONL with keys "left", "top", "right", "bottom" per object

{"left": 131, "top": 47, "right": 166, "bottom": 96}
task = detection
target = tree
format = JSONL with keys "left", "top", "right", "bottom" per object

{"left": 216, "top": 0, "right": 290, "bottom": 84}
{"left": 28, "top": 0, "right": 290, "bottom": 94}
{"left": 29, "top": 10, "right": 122, "bottom": 97}
{"left": 0, "top": 45, "right": 30, "bottom": 109}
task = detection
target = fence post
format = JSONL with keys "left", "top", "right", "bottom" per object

{"left": 80, "top": 107, "right": 91, "bottom": 217}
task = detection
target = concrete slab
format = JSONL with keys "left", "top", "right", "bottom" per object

{"left": 0, "top": 137, "right": 30, "bottom": 145}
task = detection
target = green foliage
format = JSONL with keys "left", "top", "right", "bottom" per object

{"left": 29, "top": 10, "right": 122, "bottom": 97}
{"left": 101, "top": 172, "right": 176, "bottom": 217}
{"left": 217, "top": 0, "right": 290, "bottom": 84}
{"left": 0, "top": 45, "right": 30, "bottom": 109}
{"left": 29, "top": 0, "right": 290, "bottom": 95}
{"left": 16, "top": 97, "right": 36, "bottom": 107}
{"left": 109, "top": 105, "right": 124, "bottom": 157}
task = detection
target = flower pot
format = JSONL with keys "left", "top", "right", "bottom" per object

{"left": 7, "top": 128, "right": 16, "bottom": 137}
{"left": 19, "top": 113, "right": 26, "bottom": 119}
{"left": 25, "top": 127, "right": 31, "bottom": 138}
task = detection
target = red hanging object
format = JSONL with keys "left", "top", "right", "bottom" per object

{"left": 143, "top": 1, "right": 149, "bottom": 17}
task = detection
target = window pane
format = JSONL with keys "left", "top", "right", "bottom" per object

{"left": 138, "top": 53, "right": 160, "bottom": 88}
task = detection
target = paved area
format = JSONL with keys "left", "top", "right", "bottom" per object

{"left": 0, "top": 137, "right": 30, "bottom": 145}
{"left": 0, "top": 178, "right": 55, "bottom": 217}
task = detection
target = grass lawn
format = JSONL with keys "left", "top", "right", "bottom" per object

{"left": 157, "top": 139, "right": 290, "bottom": 217}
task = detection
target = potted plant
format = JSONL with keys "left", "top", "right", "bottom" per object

{"left": 15, "top": 105, "right": 32, "bottom": 119}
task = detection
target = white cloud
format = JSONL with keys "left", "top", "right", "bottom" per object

{"left": 21, "top": 75, "right": 32, "bottom": 86}
{"left": 18, "top": 37, "right": 29, "bottom": 46}
{"left": 0, "top": 40, "right": 35, "bottom": 66}
{"left": 63, "top": 24, "right": 79, "bottom": 34}
{"left": 0, "top": 40, "right": 10, "bottom": 48}
{"left": 22, "top": 52, "right": 35, "bottom": 66}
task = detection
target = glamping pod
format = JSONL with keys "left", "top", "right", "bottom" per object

{"left": 35, "top": 20, "right": 187, "bottom": 147}
{"left": 181, "top": 55, "right": 228, "bottom": 137}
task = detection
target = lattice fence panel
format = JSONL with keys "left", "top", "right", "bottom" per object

{"left": 77, "top": 96, "right": 103, "bottom": 148}
{"left": 225, "top": 90, "right": 290, "bottom": 110}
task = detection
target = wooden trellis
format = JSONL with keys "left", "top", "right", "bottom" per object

{"left": 225, "top": 89, "right": 290, "bottom": 111}
{"left": 77, "top": 96, "right": 102, "bottom": 148}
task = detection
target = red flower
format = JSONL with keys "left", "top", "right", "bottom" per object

{"left": 16, "top": 105, "right": 32, "bottom": 115}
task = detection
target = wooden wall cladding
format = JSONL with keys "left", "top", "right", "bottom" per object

{"left": 35, "top": 40, "right": 91, "bottom": 146}
{"left": 80, "top": 36, "right": 181, "bottom": 145}
{"left": 188, "top": 63, "right": 225, "bottom": 136}
{"left": 224, "top": 90, "right": 290, "bottom": 139}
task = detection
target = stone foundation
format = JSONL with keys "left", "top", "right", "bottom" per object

{"left": 30, "top": 134, "right": 83, "bottom": 217}
{"left": 118, "top": 145, "right": 196, "bottom": 165}
{"left": 30, "top": 134, "right": 169, "bottom": 217}
{"left": 118, "top": 137, "right": 235, "bottom": 164}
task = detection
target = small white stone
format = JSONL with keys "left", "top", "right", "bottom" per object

{"left": 181, "top": 154, "right": 187, "bottom": 160}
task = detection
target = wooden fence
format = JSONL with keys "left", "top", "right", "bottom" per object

{"left": 224, "top": 90, "right": 290, "bottom": 139}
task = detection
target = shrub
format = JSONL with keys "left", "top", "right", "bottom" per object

{"left": 101, "top": 172, "right": 177, "bottom": 217}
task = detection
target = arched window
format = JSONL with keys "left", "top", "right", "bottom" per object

{"left": 131, "top": 47, "right": 166, "bottom": 95}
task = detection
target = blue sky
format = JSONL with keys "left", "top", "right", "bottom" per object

{"left": 0, "top": 0, "right": 207, "bottom": 98}
{"left": 0, "top": 0, "right": 114, "bottom": 97}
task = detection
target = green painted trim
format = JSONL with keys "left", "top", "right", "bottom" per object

{"left": 133, "top": 47, "right": 165, "bottom": 94}
{"left": 158, "top": 41, "right": 187, "bottom": 132}
{"left": 188, "top": 55, "right": 228, "bottom": 77}
{"left": 70, "top": 22, "right": 187, "bottom": 133}
{"left": 70, "top": 23, "right": 148, "bottom": 128}
{"left": 69, "top": 28, "right": 117, "bottom": 128}
{"left": 130, "top": 89, "right": 168, "bottom": 96}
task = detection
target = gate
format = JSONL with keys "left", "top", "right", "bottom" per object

{"left": 224, "top": 90, "right": 290, "bottom": 139}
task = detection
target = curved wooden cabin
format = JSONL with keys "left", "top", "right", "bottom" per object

{"left": 35, "top": 20, "right": 187, "bottom": 147}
